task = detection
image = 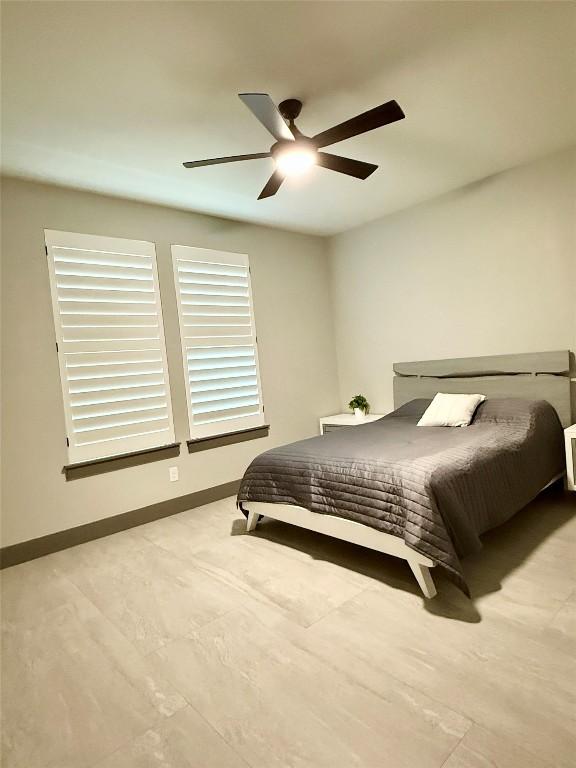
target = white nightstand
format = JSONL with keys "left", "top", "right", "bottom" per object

{"left": 319, "top": 412, "right": 386, "bottom": 435}
{"left": 564, "top": 425, "right": 576, "bottom": 491}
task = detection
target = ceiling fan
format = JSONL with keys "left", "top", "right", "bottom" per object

{"left": 182, "top": 94, "right": 405, "bottom": 199}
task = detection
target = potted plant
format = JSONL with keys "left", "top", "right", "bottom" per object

{"left": 348, "top": 394, "right": 370, "bottom": 420}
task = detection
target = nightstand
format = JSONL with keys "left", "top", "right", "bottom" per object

{"left": 564, "top": 425, "right": 576, "bottom": 491}
{"left": 319, "top": 412, "right": 386, "bottom": 435}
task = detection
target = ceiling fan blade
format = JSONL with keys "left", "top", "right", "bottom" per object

{"left": 258, "top": 171, "right": 284, "bottom": 200}
{"left": 183, "top": 152, "right": 270, "bottom": 169}
{"left": 239, "top": 93, "right": 294, "bottom": 142}
{"left": 316, "top": 152, "right": 378, "bottom": 180}
{"left": 312, "top": 100, "right": 405, "bottom": 149}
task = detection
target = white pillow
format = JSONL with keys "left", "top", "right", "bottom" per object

{"left": 417, "top": 392, "right": 486, "bottom": 427}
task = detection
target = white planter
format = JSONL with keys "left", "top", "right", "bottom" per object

{"left": 353, "top": 408, "right": 365, "bottom": 420}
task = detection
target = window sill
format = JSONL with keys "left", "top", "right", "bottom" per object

{"left": 187, "top": 425, "right": 269, "bottom": 453}
{"left": 63, "top": 442, "right": 181, "bottom": 480}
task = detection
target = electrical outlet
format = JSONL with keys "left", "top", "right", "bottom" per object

{"left": 169, "top": 466, "right": 179, "bottom": 482}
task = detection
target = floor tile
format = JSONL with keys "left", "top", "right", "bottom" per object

{"left": 151, "top": 610, "right": 470, "bottom": 768}
{"left": 137, "top": 500, "right": 242, "bottom": 558}
{"left": 442, "top": 724, "right": 554, "bottom": 768}
{"left": 538, "top": 593, "right": 576, "bottom": 658}
{"left": 1, "top": 554, "right": 82, "bottom": 630}
{"left": 190, "top": 533, "right": 371, "bottom": 627}
{"left": 465, "top": 492, "right": 576, "bottom": 605}
{"left": 306, "top": 587, "right": 576, "bottom": 767}
{"left": 54, "top": 539, "right": 247, "bottom": 654}
{"left": 95, "top": 706, "right": 248, "bottom": 768}
{"left": 1, "top": 591, "right": 185, "bottom": 768}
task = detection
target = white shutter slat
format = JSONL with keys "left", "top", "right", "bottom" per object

{"left": 188, "top": 355, "right": 255, "bottom": 373}
{"left": 190, "top": 374, "right": 257, "bottom": 392}
{"left": 172, "top": 245, "right": 265, "bottom": 440}
{"left": 55, "top": 264, "right": 153, "bottom": 282}
{"left": 56, "top": 277, "right": 155, "bottom": 294}
{"left": 61, "top": 326, "right": 161, "bottom": 343}
{"left": 73, "top": 408, "right": 169, "bottom": 432}
{"left": 177, "top": 276, "right": 248, "bottom": 288}
{"left": 193, "top": 404, "right": 260, "bottom": 425}
{"left": 183, "top": 316, "right": 251, "bottom": 328}
{"left": 53, "top": 248, "right": 153, "bottom": 270}
{"left": 71, "top": 395, "right": 168, "bottom": 419}
{"left": 188, "top": 345, "right": 255, "bottom": 359}
{"left": 66, "top": 359, "right": 164, "bottom": 378}
{"left": 64, "top": 349, "right": 163, "bottom": 365}
{"left": 178, "top": 283, "right": 248, "bottom": 297}
{"left": 191, "top": 385, "right": 259, "bottom": 403}
{"left": 182, "top": 306, "right": 250, "bottom": 317}
{"left": 177, "top": 260, "right": 246, "bottom": 277}
{"left": 61, "top": 315, "right": 160, "bottom": 329}
{"left": 180, "top": 296, "right": 249, "bottom": 308}
{"left": 74, "top": 419, "right": 170, "bottom": 447}
{"left": 46, "top": 230, "right": 175, "bottom": 463}
{"left": 58, "top": 301, "right": 158, "bottom": 317}
{"left": 70, "top": 384, "right": 167, "bottom": 408}
{"left": 67, "top": 372, "right": 166, "bottom": 393}
{"left": 184, "top": 327, "right": 251, "bottom": 339}
{"left": 57, "top": 288, "right": 155, "bottom": 303}
{"left": 59, "top": 338, "right": 168, "bottom": 354}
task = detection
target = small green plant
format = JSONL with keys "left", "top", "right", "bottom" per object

{"left": 348, "top": 394, "right": 370, "bottom": 415}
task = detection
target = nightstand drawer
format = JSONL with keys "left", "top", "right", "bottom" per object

{"left": 322, "top": 424, "right": 351, "bottom": 433}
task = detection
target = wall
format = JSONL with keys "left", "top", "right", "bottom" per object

{"left": 3, "top": 148, "right": 574, "bottom": 547}
{"left": 1, "top": 178, "right": 339, "bottom": 546}
{"left": 329, "top": 147, "right": 576, "bottom": 415}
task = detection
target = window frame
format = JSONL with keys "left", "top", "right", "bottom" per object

{"left": 45, "top": 229, "right": 175, "bottom": 464}
{"left": 171, "top": 245, "right": 266, "bottom": 441}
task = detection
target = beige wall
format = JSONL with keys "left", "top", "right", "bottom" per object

{"left": 1, "top": 178, "right": 340, "bottom": 546}
{"left": 329, "top": 147, "right": 576, "bottom": 415}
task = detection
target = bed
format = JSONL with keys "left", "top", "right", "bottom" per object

{"left": 237, "top": 351, "right": 570, "bottom": 598}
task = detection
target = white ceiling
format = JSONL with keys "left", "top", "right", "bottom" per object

{"left": 2, "top": 1, "right": 575, "bottom": 235}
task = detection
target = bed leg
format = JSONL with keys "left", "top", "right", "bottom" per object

{"left": 245, "top": 508, "right": 259, "bottom": 533}
{"left": 409, "top": 561, "right": 437, "bottom": 599}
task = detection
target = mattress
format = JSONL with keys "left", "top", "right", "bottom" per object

{"left": 237, "top": 398, "right": 565, "bottom": 594}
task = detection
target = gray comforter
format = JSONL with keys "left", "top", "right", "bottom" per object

{"left": 237, "top": 398, "right": 564, "bottom": 594}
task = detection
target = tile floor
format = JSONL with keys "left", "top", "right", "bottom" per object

{"left": 1, "top": 487, "right": 575, "bottom": 767}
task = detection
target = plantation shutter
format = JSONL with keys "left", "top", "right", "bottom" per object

{"left": 171, "top": 245, "right": 265, "bottom": 440}
{"left": 45, "top": 230, "right": 175, "bottom": 463}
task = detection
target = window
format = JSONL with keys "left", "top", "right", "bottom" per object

{"left": 171, "top": 245, "right": 265, "bottom": 440}
{"left": 45, "top": 230, "right": 175, "bottom": 464}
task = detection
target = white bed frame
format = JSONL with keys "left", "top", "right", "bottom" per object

{"left": 243, "top": 473, "right": 564, "bottom": 599}
{"left": 243, "top": 351, "right": 571, "bottom": 599}
{"left": 244, "top": 501, "right": 437, "bottom": 597}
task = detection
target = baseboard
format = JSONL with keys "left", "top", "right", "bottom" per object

{"left": 0, "top": 479, "right": 241, "bottom": 570}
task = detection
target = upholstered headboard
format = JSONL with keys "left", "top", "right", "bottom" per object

{"left": 393, "top": 350, "right": 571, "bottom": 427}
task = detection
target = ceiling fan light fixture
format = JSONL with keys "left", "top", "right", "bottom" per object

{"left": 273, "top": 144, "right": 317, "bottom": 177}
{"left": 182, "top": 94, "right": 405, "bottom": 198}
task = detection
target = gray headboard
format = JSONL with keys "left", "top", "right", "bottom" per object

{"left": 393, "top": 350, "right": 571, "bottom": 427}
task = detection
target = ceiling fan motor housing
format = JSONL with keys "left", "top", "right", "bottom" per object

{"left": 278, "top": 98, "right": 303, "bottom": 122}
